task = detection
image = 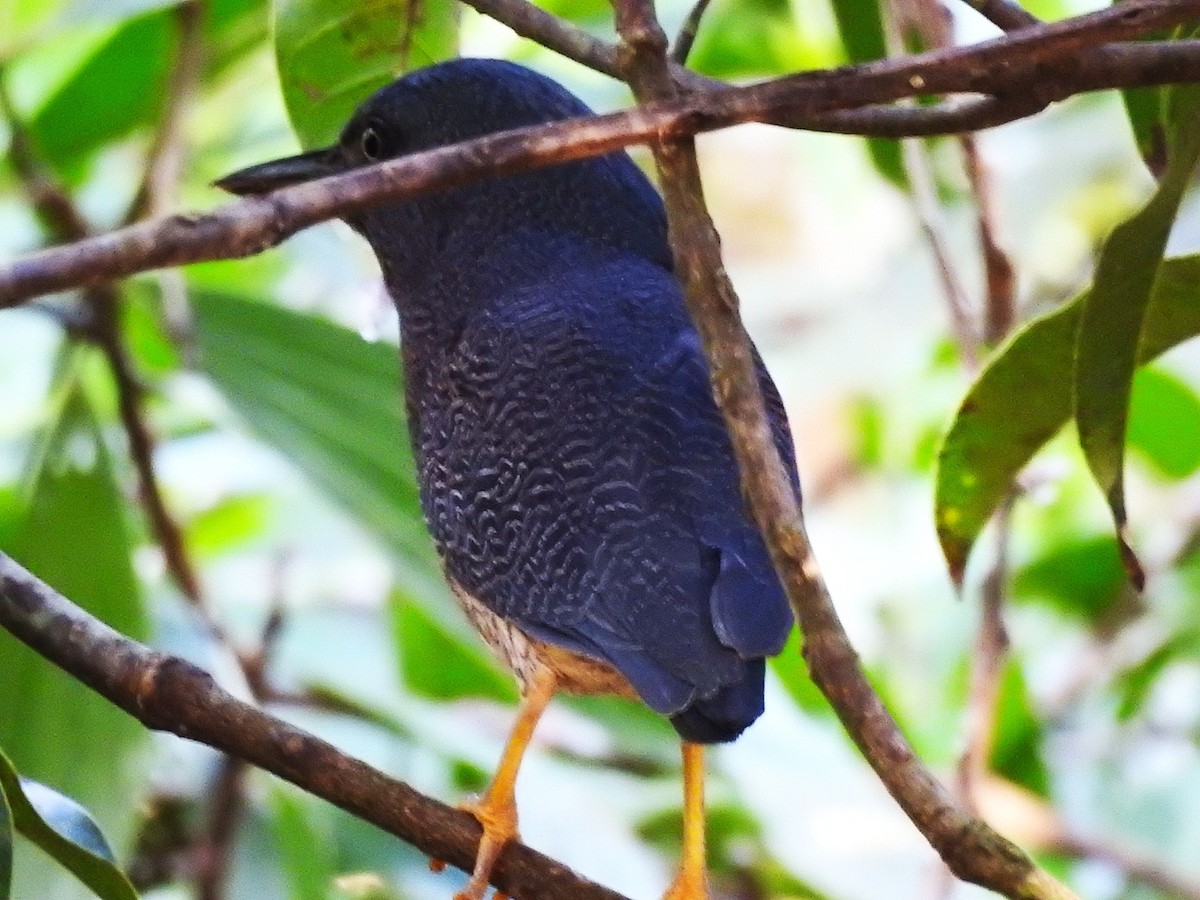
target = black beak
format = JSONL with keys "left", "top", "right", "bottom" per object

{"left": 215, "top": 147, "right": 339, "bottom": 196}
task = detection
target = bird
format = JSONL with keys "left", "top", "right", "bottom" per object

{"left": 218, "top": 57, "right": 798, "bottom": 900}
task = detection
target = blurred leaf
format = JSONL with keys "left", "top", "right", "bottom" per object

{"left": 273, "top": 0, "right": 458, "bottom": 149}
{"left": 1122, "top": 86, "right": 1166, "bottom": 178}
{"left": 391, "top": 590, "right": 516, "bottom": 703}
{"left": 688, "top": 0, "right": 806, "bottom": 78}
{"left": 0, "top": 751, "right": 138, "bottom": 900}
{"left": 1013, "top": 535, "right": 1127, "bottom": 625}
{"left": 185, "top": 493, "right": 271, "bottom": 557}
{"left": 770, "top": 628, "right": 828, "bottom": 717}
{"left": 0, "top": 0, "right": 71, "bottom": 59}
{"left": 988, "top": 660, "right": 1049, "bottom": 797}
{"left": 1075, "top": 82, "right": 1200, "bottom": 581}
{"left": 191, "top": 290, "right": 432, "bottom": 566}
{"left": 1114, "top": 630, "right": 1200, "bottom": 721}
{"left": 535, "top": 0, "right": 609, "bottom": 23}
{"left": 0, "top": 371, "right": 148, "bottom": 899}
{"left": 204, "top": 0, "right": 270, "bottom": 80}
{"left": 828, "top": 0, "right": 906, "bottom": 188}
{"left": 270, "top": 787, "right": 334, "bottom": 900}
{"left": 0, "top": 777, "right": 10, "bottom": 900}
{"left": 1127, "top": 366, "right": 1200, "bottom": 479}
{"left": 121, "top": 286, "right": 182, "bottom": 379}
{"left": 30, "top": 10, "right": 173, "bottom": 174}
{"left": 58, "top": 0, "right": 181, "bottom": 25}
{"left": 935, "top": 254, "right": 1200, "bottom": 583}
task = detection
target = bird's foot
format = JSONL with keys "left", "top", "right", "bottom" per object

{"left": 662, "top": 866, "right": 709, "bottom": 900}
{"left": 453, "top": 794, "right": 519, "bottom": 900}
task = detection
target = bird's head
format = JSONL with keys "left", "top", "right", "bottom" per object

{"left": 217, "top": 58, "right": 671, "bottom": 289}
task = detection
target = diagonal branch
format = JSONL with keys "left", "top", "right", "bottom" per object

{"left": 608, "top": 0, "right": 1077, "bottom": 897}
{"left": 0, "top": 552, "right": 626, "bottom": 900}
{"left": 2, "top": 1, "right": 1199, "bottom": 307}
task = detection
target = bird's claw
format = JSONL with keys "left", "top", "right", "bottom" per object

{"left": 452, "top": 796, "right": 520, "bottom": 900}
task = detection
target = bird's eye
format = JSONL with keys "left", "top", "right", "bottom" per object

{"left": 361, "top": 127, "right": 383, "bottom": 160}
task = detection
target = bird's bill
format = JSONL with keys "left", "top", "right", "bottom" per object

{"left": 214, "top": 147, "right": 337, "bottom": 196}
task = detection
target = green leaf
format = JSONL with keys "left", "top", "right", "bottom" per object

{"left": 273, "top": 0, "right": 458, "bottom": 149}
{"left": 1013, "top": 535, "right": 1127, "bottom": 625}
{"left": 0, "top": 0, "right": 71, "bottom": 59}
{"left": 827, "top": 0, "right": 905, "bottom": 188}
{"left": 391, "top": 590, "right": 516, "bottom": 703}
{"left": 1128, "top": 366, "right": 1200, "bottom": 479}
{"left": 0, "top": 751, "right": 138, "bottom": 900}
{"left": 936, "top": 254, "right": 1200, "bottom": 582}
{"left": 29, "top": 10, "right": 173, "bottom": 174}
{"left": 687, "top": 0, "right": 808, "bottom": 78}
{"left": 1121, "top": 86, "right": 1167, "bottom": 178}
{"left": 270, "top": 788, "right": 333, "bottom": 900}
{"left": 1075, "top": 82, "right": 1200, "bottom": 585}
{"left": 0, "top": 776, "right": 10, "bottom": 900}
{"left": 0, "top": 369, "right": 147, "bottom": 900}
{"left": 190, "top": 291, "right": 432, "bottom": 556}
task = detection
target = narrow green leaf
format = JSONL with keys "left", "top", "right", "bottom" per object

{"left": 0, "top": 370, "right": 147, "bottom": 899}
{"left": 0, "top": 751, "right": 138, "bottom": 900}
{"left": 1121, "top": 86, "right": 1167, "bottom": 178}
{"left": 1075, "top": 82, "right": 1200, "bottom": 585}
{"left": 270, "top": 788, "right": 333, "bottom": 900}
{"left": 936, "top": 254, "right": 1200, "bottom": 582}
{"left": 827, "top": 0, "right": 906, "bottom": 188}
{"left": 30, "top": 10, "right": 173, "bottom": 173}
{"left": 191, "top": 291, "right": 434, "bottom": 555}
{"left": 273, "top": 0, "right": 458, "bottom": 150}
{"left": 687, "top": 0, "right": 808, "bottom": 78}
{"left": 391, "top": 590, "right": 516, "bottom": 703}
{"left": 0, "top": 776, "right": 11, "bottom": 900}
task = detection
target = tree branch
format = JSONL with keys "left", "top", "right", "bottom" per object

{"left": 1, "top": 1, "right": 1197, "bottom": 308}
{"left": 0, "top": 552, "right": 626, "bottom": 900}
{"left": 608, "top": 0, "right": 1078, "bottom": 897}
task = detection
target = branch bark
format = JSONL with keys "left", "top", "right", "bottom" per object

{"left": 0, "top": 552, "right": 626, "bottom": 900}
{"left": 608, "top": 0, "right": 1078, "bottom": 898}
{"left": 1, "top": 0, "right": 1199, "bottom": 306}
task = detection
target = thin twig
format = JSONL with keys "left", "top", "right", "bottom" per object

{"left": 608, "top": 1, "right": 1076, "bottom": 897}
{"left": 0, "top": 552, "right": 625, "bottom": 900}
{"left": 671, "top": 0, "right": 714, "bottom": 64}
{"left": 961, "top": 135, "right": 1016, "bottom": 343}
{"left": 125, "top": 0, "right": 206, "bottom": 224}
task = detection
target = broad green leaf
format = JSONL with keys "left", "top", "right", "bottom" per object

{"left": 1128, "top": 366, "right": 1200, "bottom": 479}
{"left": 391, "top": 590, "right": 516, "bottom": 703}
{"left": 827, "top": 0, "right": 905, "bottom": 188}
{"left": 688, "top": 0, "right": 809, "bottom": 78}
{"left": 1075, "top": 82, "right": 1200, "bottom": 584}
{"left": 0, "top": 371, "right": 147, "bottom": 900}
{"left": 1121, "top": 86, "right": 1166, "bottom": 178}
{"left": 190, "top": 291, "right": 432, "bottom": 564}
{"left": 0, "top": 775, "right": 10, "bottom": 900}
{"left": 270, "top": 788, "right": 333, "bottom": 900}
{"left": 185, "top": 493, "right": 271, "bottom": 557}
{"left": 273, "top": 0, "right": 458, "bottom": 149}
{"left": 0, "top": 751, "right": 137, "bottom": 900}
{"left": 1013, "top": 535, "right": 1128, "bottom": 625}
{"left": 936, "top": 254, "right": 1200, "bottom": 582}
{"left": 30, "top": 10, "right": 173, "bottom": 174}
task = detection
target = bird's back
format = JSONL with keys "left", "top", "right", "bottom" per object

{"left": 406, "top": 233, "right": 795, "bottom": 742}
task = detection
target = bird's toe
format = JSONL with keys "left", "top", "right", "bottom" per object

{"left": 453, "top": 795, "right": 520, "bottom": 900}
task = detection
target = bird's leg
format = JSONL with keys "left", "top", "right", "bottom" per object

{"left": 663, "top": 742, "right": 709, "bottom": 900}
{"left": 455, "top": 666, "right": 557, "bottom": 900}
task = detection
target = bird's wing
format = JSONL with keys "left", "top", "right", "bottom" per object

{"left": 424, "top": 256, "right": 796, "bottom": 723}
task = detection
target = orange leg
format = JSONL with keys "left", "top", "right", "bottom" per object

{"left": 663, "top": 742, "right": 709, "bottom": 900}
{"left": 455, "top": 667, "right": 557, "bottom": 900}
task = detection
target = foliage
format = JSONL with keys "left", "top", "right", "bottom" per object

{"left": 1, "top": 0, "right": 1199, "bottom": 898}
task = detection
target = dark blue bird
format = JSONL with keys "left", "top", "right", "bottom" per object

{"left": 218, "top": 57, "right": 798, "bottom": 900}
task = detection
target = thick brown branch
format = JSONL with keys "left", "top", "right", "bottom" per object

{"left": 0, "top": 552, "right": 626, "bottom": 900}
{"left": 2, "top": 9, "right": 1198, "bottom": 307}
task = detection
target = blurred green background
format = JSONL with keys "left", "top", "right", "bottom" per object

{"left": 2, "top": 0, "right": 1200, "bottom": 897}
